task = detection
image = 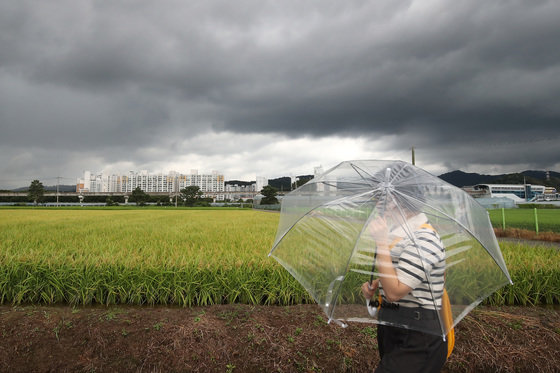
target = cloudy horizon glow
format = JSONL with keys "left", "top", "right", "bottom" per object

{"left": 1, "top": 0, "right": 559, "bottom": 188}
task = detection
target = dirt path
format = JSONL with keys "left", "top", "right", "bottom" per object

{"left": 498, "top": 237, "right": 560, "bottom": 249}
{"left": 1, "top": 304, "right": 558, "bottom": 372}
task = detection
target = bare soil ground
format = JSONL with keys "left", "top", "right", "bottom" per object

{"left": 1, "top": 304, "right": 558, "bottom": 373}
{"left": 494, "top": 228, "right": 560, "bottom": 244}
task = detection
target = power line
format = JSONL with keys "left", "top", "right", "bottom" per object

{"left": 0, "top": 176, "right": 75, "bottom": 182}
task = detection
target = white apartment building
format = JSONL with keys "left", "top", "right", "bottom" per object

{"left": 77, "top": 171, "right": 106, "bottom": 193}
{"left": 77, "top": 170, "right": 225, "bottom": 200}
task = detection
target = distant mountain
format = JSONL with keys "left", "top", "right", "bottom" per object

{"left": 268, "top": 177, "right": 292, "bottom": 192}
{"left": 439, "top": 170, "right": 560, "bottom": 189}
{"left": 45, "top": 185, "right": 76, "bottom": 192}
{"left": 520, "top": 170, "right": 560, "bottom": 180}
{"left": 225, "top": 180, "right": 254, "bottom": 186}
{"left": 437, "top": 171, "right": 495, "bottom": 187}
{"left": 267, "top": 175, "right": 315, "bottom": 192}
{"left": 11, "top": 184, "right": 76, "bottom": 192}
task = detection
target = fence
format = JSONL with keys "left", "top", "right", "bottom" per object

{"left": 252, "top": 204, "right": 281, "bottom": 211}
{"left": 499, "top": 208, "right": 540, "bottom": 234}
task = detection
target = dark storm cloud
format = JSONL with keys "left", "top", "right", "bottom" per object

{"left": 0, "top": 0, "right": 559, "bottom": 188}
{"left": 222, "top": 1, "right": 560, "bottom": 141}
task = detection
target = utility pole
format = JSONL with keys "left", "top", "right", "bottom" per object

{"left": 411, "top": 147, "right": 416, "bottom": 165}
{"left": 56, "top": 176, "right": 61, "bottom": 207}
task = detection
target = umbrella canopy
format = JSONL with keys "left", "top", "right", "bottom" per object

{"left": 269, "top": 160, "right": 512, "bottom": 337}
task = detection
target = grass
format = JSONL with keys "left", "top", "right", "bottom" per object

{"left": 0, "top": 208, "right": 558, "bottom": 307}
{"left": 0, "top": 206, "right": 250, "bottom": 211}
{"left": 488, "top": 208, "right": 560, "bottom": 233}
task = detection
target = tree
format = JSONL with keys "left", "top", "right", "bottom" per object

{"left": 27, "top": 180, "right": 45, "bottom": 205}
{"left": 260, "top": 185, "right": 279, "bottom": 205}
{"left": 156, "top": 196, "right": 170, "bottom": 206}
{"left": 291, "top": 175, "right": 313, "bottom": 190}
{"left": 180, "top": 185, "right": 203, "bottom": 206}
{"left": 130, "top": 187, "right": 149, "bottom": 206}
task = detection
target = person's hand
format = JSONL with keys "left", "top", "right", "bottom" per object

{"left": 361, "top": 279, "right": 379, "bottom": 300}
{"left": 368, "top": 217, "right": 389, "bottom": 247}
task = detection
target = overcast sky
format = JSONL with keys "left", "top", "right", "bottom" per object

{"left": 1, "top": 0, "right": 559, "bottom": 188}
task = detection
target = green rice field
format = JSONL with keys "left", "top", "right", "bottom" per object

{"left": 0, "top": 208, "right": 558, "bottom": 307}
{"left": 488, "top": 208, "right": 560, "bottom": 233}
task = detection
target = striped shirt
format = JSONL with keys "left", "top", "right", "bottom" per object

{"left": 379, "top": 213, "right": 446, "bottom": 310}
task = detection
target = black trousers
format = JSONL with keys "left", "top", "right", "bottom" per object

{"left": 375, "top": 324, "right": 447, "bottom": 373}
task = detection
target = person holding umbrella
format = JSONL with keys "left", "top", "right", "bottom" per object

{"left": 269, "top": 160, "right": 511, "bottom": 372}
{"left": 361, "top": 197, "right": 447, "bottom": 373}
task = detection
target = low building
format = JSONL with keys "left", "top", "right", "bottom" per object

{"left": 468, "top": 184, "right": 546, "bottom": 202}
{"left": 473, "top": 197, "right": 517, "bottom": 209}
{"left": 225, "top": 181, "right": 258, "bottom": 201}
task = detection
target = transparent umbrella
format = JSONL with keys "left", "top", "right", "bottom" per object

{"left": 269, "top": 160, "right": 512, "bottom": 338}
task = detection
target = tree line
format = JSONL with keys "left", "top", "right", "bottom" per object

{"left": 12, "top": 180, "right": 281, "bottom": 207}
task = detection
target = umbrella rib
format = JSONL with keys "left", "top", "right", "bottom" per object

{"left": 349, "top": 163, "right": 377, "bottom": 187}
{"left": 318, "top": 181, "right": 341, "bottom": 189}
{"left": 365, "top": 187, "right": 392, "bottom": 284}
{"left": 318, "top": 180, "right": 372, "bottom": 190}
{"left": 349, "top": 268, "right": 376, "bottom": 276}
{"left": 387, "top": 162, "right": 409, "bottom": 184}
{"left": 422, "top": 211, "right": 458, "bottom": 225}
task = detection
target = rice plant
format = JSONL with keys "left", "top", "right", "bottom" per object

{"left": 486, "top": 241, "right": 560, "bottom": 305}
{"left": 0, "top": 209, "right": 310, "bottom": 306}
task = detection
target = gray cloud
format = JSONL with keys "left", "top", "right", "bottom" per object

{"left": 0, "top": 0, "right": 559, "bottom": 188}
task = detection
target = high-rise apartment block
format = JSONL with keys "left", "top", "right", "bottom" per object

{"left": 77, "top": 170, "right": 225, "bottom": 200}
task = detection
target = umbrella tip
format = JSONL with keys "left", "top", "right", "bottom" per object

{"left": 380, "top": 168, "right": 394, "bottom": 191}
{"left": 328, "top": 318, "right": 348, "bottom": 328}
{"left": 385, "top": 167, "right": 391, "bottom": 180}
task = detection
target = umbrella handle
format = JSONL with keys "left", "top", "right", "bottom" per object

{"left": 366, "top": 168, "right": 390, "bottom": 317}
{"left": 366, "top": 298, "right": 378, "bottom": 318}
